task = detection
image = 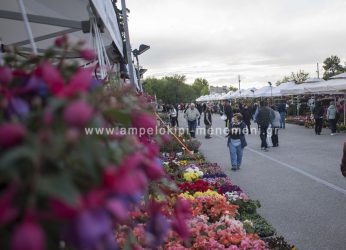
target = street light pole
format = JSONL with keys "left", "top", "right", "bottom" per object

{"left": 121, "top": 0, "right": 136, "bottom": 90}
{"left": 268, "top": 81, "right": 273, "bottom": 105}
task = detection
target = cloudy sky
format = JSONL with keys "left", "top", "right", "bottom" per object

{"left": 126, "top": 0, "right": 346, "bottom": 89}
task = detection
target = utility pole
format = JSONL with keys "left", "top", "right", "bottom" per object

{"left": 316, "top": 63, "right": 320, "bottom": 79}
{"left": 238, "top": 75, "right": 241, "bottom": 98}
{"left": 121, "top": 0, "right": 136, "bottom": 90}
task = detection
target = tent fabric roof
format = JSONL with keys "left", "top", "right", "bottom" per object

{"left": 0, "top": 0, "right": 122, "bottom": 54}
{"left": 331, "top": 73, "right": 346, "bottom": 79}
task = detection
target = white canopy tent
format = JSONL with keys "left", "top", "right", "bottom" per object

{"left": 280, "top": 78, "right": 325, "bottom": 96}
{"left": 0, "top": 0, "right": 141, "bottom": 88}
{"left": 271, "top": 81, "right": 296, "bottom": 96}
{"left": 253, "top": 86, "right": 272, "bottom": 97}
{"left": 241, "top": 88, "right": 257, "bottom": 98}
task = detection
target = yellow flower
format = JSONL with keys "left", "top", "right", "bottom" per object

{"left": 193, "top": 189, "right": 224, "bottom": 199}
{"left": 179, "top": 193, "right": 195, "bottom": 200}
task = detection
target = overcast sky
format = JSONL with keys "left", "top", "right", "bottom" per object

{"left": 126, "top": 0, "right": 346, "bottom": 89}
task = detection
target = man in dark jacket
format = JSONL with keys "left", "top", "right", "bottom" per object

{"left": 223, "top": 100, "right": 233, "bottom": 127}
{"left": 313, "top": 101, "right": 324, "bottom": 135}
{"left": 241, "top": 104, "right": 252, "bottom": 134}
{"left": 204, "top": 105, "right": 212, "bottom": 139}
{"left": 277, "top": 100, "right": 287, "bottom": 129}
{"left": 196, "top": 103, "right": 203, "bottom": 126}
{"left": 255, "top": 101, "right": 274, "bottom": 151}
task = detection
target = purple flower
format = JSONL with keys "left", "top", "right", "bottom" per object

{"left": 146, "top": 202, "right": 170, "bottom": 248}
{"left": 63, "top": 209, "right": 118, "bottom": 250}
{"left": 89, "top": 78, "right": 103, "bottom": 91}
{"left": 8, "top": 98, "right": 29, "bottom": 119}
{"left": 0, "top": 123, "right": 26, "bottom": 149}
{"left": 26, "top": 76, "right": 48, "bottom": 97}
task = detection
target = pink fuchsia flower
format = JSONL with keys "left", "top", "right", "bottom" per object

{"left": 43, "top": 109, "right": 53, "bottom": 126}
{"left": 0, "top": 186, "right": 18, "bottom": 224}
{"left": 142, "top": 158, "right": 164, "bottom": 180}
{"left": 54, "top": 35, "right": 67, "bottom": 47}
{"left": 36, "top": 62, "right": 65, "bottom": 95}
{"left": 171, "top": 199, "right": 191, "bottom": 240}
{"left": 0, "top": 66, "right": 13, "bottom": 85}
{"left": 11, "top": 213, "right": 45, "bottom": 250}
{"left": 49, "top": 198, "right": 80, "bottom": 220}
{"left": 62, "top": 68, "right": 92, "bottom": 97}
{"left": 0, "top": 123, "right": 26, "bottom": 149}
{"left": 102, "top": 153, "right": 148, "bottom": 195}
{"left": 80, "top": 49, "right": 97, "bottom": 61}
{"left": 132, "top": 112, "right": 156, "bottom": 130}
{"left": 65, "top": 128, "right": 81, "bottom": 144}
{"left": 105, "top": 198, "right": 128, "bottom": 222}
{"left": 63, "top": 100, "right": 93, "bottom": 128}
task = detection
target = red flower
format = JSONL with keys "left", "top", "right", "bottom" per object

{"left": 54, "top": 35, "right": 67, "bottom": 47}
{"left": 36, "top": 62, "right": 64, "bottom": 95}
{"left": 0, "top": 123, "right": 26, "bottom": 149}
{"left": 80, "top": 49, "right": 97, "bottom": 61}
{"left": 11, "top": 213, "right": 45, "bottom": 250}
{"left": 63, "top": 100, "right": 93, "bottom": 128}
{"left": 0, "top": 186, "right": 18, "bottom": 224}
{"left": 0, "top": 66, "right": 13, "bottom": 85}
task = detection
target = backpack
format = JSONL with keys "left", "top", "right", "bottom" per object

{"left": 257, "top": 107, "right": 271, "bottom": 127}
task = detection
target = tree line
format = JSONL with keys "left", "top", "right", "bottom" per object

{"left": 143, "top": 75, "right": 210, "bottom": 104}
{"left": 276, "top": 55, "right": 346, "bottom": 85}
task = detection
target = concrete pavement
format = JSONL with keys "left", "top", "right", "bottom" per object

{"left": 179, "top": 112, "right": 346, "bottom": 250}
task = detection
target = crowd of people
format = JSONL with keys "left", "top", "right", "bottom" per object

{"left": 159, "top": 100, "right": 344, "bottom": 175}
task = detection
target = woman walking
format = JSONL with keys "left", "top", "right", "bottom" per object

{"left": 313, "top": 101, "right": 323, "bottom": 135}
{"left": 271, "top": 106, "right": 281, "bottom": 147}
{"left": 327, "top": 101, "right": 337, "bottom": 135}
{"left": 169, "top": 105, "right": 178, "bottom": 127}
{"left": 204, "top": 105, "right": 212, "bottom": 139}
{"left": 227, "top": 113, "right": 247, "bottom": 171}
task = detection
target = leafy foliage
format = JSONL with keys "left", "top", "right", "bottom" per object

{"left": 323, "top": 55, "right": 345, "bottom": 80}
{"left": 143, "top": 76, "right": 209, "bottom": 104}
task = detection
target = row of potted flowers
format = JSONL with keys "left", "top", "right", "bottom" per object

{"left": 154, "top": 153, "right": 292, "bottom": 250}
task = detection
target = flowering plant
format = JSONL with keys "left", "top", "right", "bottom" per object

{"left": 177, "top": 180, "right": 214, "bottom": 193}
{"left": 183, "top": 166, "right": 203, "bottom": 182}
{"left": 0, "top": 37, "right": 188, "bottom": 250}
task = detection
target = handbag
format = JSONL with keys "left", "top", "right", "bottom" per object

{"left": 220, "top": 114, "right": 227, "bottom": 121}
{"left": 240, "top": 135, "right": 247, "bottom": 148}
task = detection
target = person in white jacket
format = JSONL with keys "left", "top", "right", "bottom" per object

{"left": 271, "top": 106, "right": 281, "bottom": 147}
{"left": 184, "top": 103, "right": 200, "bottom": 138}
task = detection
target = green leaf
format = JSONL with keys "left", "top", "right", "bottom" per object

{"left": 103, "top": 109, "right": 131, "bottom": 127}
{"left": 0, "top": 146, "right": 36, "bottom": 169}
{"left": 37, "top": 173, "right": 79, "bottom": 205}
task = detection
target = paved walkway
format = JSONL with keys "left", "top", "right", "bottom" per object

{"left": 179, "top": 112, "right": 346, "bottom": 250}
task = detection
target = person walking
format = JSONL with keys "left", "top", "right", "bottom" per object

{"left": 255, "top": 101, "right": 273, "bottom": 151}
{"left": 204, "top": 105, "right": 212, "bottom": 139}
{"left": 241, "top": 104, "right": 252, "bottom": 134}
{"left": 184, "top": 103, "right": 200, "bottom": 138}
{"left": 341, "top": 142, "right": 346, "bottom": 178}
{"left": 174, "top": 104, "right": 179, "bottom": 127}
{"left": 223, "top": 100, "right": 233, "bottom": 127}
{"left": 271, "top": 106, "right": 281, "bottom": 147}
{"left": 313, "top": 101, "right": 324, "bottom": 135}
{"left": 196, "top": 103, "right": 203, "bottom": 126}
{"left": 169, "top": 105, "right": 178, "bottom": 127}
{"left": 278, "top": 100, "right": 287, "bottom": 129}
{"left": 227, "top": 113, "right": 247, "bottom": 170}
{"left": 327, "top": 101, "right": 337, "bottom": 135}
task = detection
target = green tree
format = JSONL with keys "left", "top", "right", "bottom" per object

{"left": 275, "top": 75, "right": 291, "bottom": 86}
{"left": 322, "top": 55, "right": 345, "bottom": 80}
{"left": 291, "top": 70, "right": 309, "bottom": 84}
{"left": 143, "top": 75, "right": 198, "bottom": 104}
{"left": 192, "top": 78, "right": 209, "bottom": 97}
{"left": 229, "top": 86, "right": 238, "bottom": 92}
{"left": 200, "top": 86, "right": 210, "bottom": 95}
